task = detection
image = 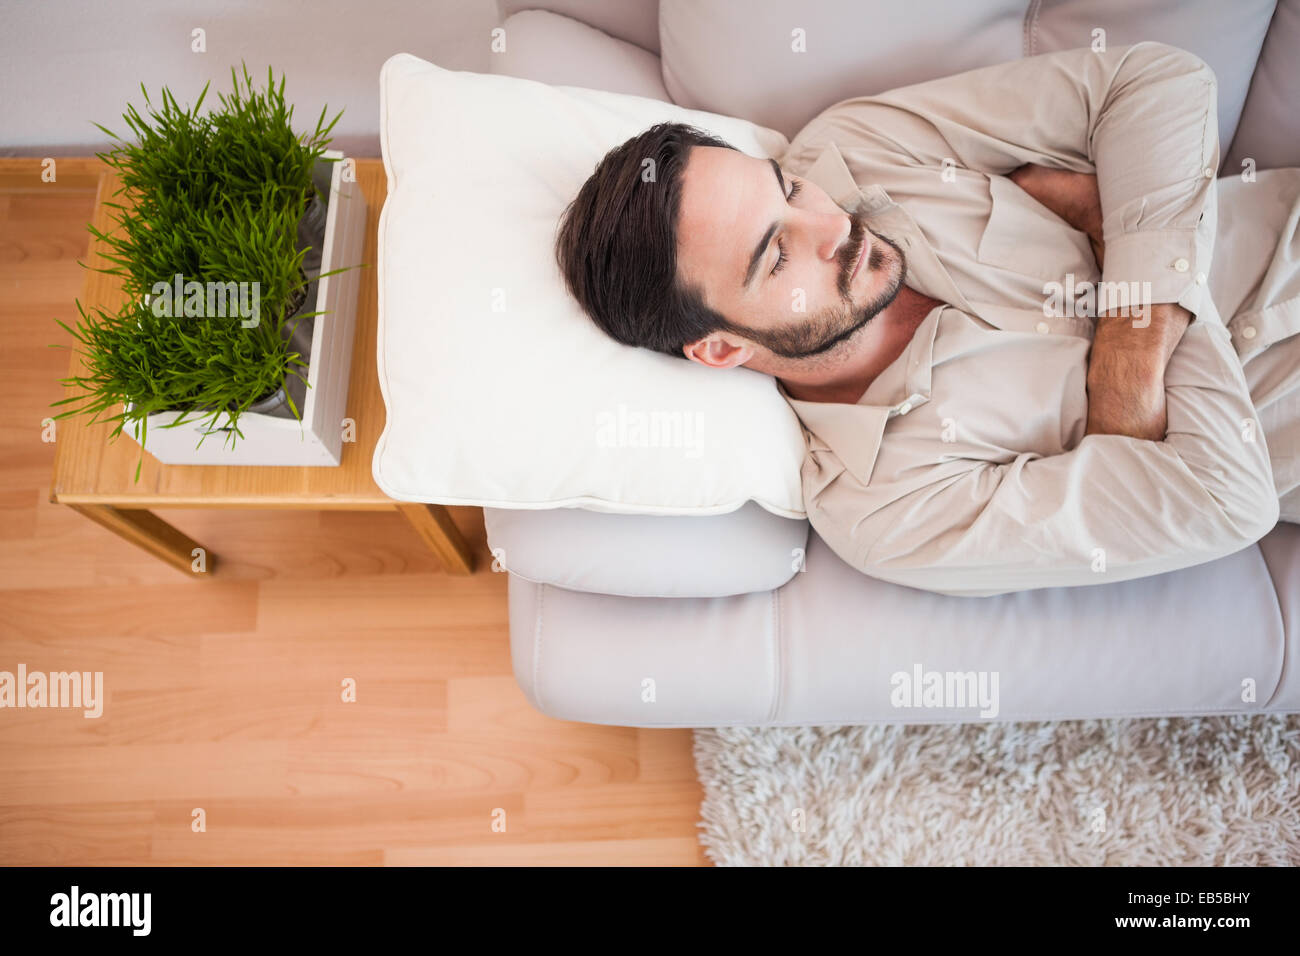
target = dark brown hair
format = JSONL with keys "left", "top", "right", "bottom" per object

{"left": 555, "top": 122, "right": 738, "bottom": 359}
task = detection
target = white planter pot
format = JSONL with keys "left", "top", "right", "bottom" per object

{"left": 124, "top": 149, "right": 365, "bottom": 466}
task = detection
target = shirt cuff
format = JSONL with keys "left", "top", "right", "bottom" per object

{"left": 1101, "top": 228, "right": 1209, "bottom": 319}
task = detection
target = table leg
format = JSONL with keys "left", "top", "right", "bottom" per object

{"left": 395, "top": 503, "right": 475, "bottom": 574}
{"left": 67, "top": 504, "right": 211, "bottom": 576}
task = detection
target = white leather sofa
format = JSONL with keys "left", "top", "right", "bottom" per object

{"left": 484, "top": 0, "right": 1300, "bottom": 727}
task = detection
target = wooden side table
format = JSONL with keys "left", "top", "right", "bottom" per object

{"left": 48, "top": 159, "right": 476, "bottom": 575}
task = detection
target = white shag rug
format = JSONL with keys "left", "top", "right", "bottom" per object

{"left": 694, "top": 715, "right": 1300, "bottom": 866}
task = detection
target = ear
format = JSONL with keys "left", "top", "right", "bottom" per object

{"left": 683, "top": 335, "right": 754, "bottom": 369}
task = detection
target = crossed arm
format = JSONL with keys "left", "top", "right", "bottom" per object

{"left": 1007, "top": 162, "right": 1191, "bottom": 443}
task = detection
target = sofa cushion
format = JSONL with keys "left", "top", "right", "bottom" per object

{"left": 509, "top": 529, "right": 1292, "bottom": 727}
{"left": 1226, "top": 0, "right": 1300, "bottom": 172}
{"left": 374, "top": 53, "right": 807, "bottom": 518}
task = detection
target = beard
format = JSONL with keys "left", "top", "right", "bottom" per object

{"left": 716, "top": 209, "right": 908, "bottom": 361}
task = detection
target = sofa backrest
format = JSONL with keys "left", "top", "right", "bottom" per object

{"left": 657, "top": 0, "right": 1276, "bottom": 168}
{"left": 500, "top": 0, "right": 1300, "bottom": 173}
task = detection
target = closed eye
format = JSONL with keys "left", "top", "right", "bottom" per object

{"left": 770, "top": 179, "right": 803, "bottom": 276}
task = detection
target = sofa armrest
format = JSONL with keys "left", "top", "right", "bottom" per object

{"left": 485, "top": 502, "right": 809, "bottom": 598}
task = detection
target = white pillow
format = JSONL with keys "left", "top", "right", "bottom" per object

{"left": 373, "top": 53, "right": 808, "bottom": 518}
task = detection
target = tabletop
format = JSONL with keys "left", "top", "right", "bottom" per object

{"left": 47, "top": 158, "right": 393, "bottom": 509}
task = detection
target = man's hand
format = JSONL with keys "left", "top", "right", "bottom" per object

{"left": 1007, "top": 163, "right": 1105, "bottom": 268}
{"left": 1007, "top": 164, "right": 1192, "bottom": 441}
{"left": 1084, "top": 303, "right": 1192, "bottom": 441}
{"left": 1005, "top": 165, "right": 1195, "bottom": 441}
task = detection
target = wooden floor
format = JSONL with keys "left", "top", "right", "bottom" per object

{"left": 0, "top": 159, "right": 708, "bottom": 866}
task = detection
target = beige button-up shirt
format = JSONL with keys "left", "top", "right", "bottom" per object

{"left": 775, "top": 41, "right": 1282, "bottom": 597}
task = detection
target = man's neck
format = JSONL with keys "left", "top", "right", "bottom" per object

{"left": 779, "top": 285, "right": 944, "bottom": 405}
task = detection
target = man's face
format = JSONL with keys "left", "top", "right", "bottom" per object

{"left": 675, "top": 145, "right": 907, "bottom": 369}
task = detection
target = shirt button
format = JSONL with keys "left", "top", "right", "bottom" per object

{"left": 898, "top": 401, "right": 912, "bottom": 414}
{"left": 1242, "top": 326, "right": 1257, "bottom": 340}
{"left": 1204, "top": 167, "right": 1215, "bottom": 179}
{"left": 1195, "top": 272, "right": 1206, "bottom": 284}
{"left": 1036, "top": 321, "right": 1050, "bottom": 333}
{"left": 1173, "top": 258, "right": 1190, "bottom": 273}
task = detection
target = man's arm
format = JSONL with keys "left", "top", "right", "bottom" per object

{"left": 1006, "top": 164, "right": 1192, "bottom": 442}
{"left": 805, "top": 300, "right": 1278, "bottom": 597}
{"left": 787, "top": 44, "right": 1278, "bottom": 594}
{"left": 1007, "top": 163, "right": 1106, "bottom": 268}
{"left": 1085, "top": 302, "right": 1189, "bottom": 441}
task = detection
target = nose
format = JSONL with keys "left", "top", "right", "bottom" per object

{"left": 804, "top": 209, "right": 851, "bottom": 263}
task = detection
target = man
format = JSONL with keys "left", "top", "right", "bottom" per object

{"left": 556, "top": 41, "right": 1300, "bottom": 597}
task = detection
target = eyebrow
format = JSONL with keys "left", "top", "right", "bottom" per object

{"left": 742, "top": 158, "right": 787, "bottom": 291}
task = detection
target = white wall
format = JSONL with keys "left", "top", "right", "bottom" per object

{"left": 0, "top": 0, "right": 501, "bottom": 156}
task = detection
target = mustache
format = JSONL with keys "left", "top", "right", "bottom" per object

{"left": 776, "top": 229, "right": 908, "bottom": 360}
{"left": 838, "top": 211, "right": 869, "bottom": 298}
{"left": 708, "top": 206, "right": 907, "bottom": 362}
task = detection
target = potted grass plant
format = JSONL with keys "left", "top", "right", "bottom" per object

{"left": 51, "top": 64, "right": 364, "bottom": 479}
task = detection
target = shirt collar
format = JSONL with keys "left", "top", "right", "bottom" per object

{"left": 773, "top": 305, "right": 941, "bottom": 488}
{"left": 776, "top": 378, "right": 892, "bottom": 488}
{"left": 798, "top": 139, "right": 881, "bottom": 212}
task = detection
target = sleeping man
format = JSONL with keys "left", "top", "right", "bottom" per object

{"left": 554, "top": 42, "right": 1300, "bottom": 596}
